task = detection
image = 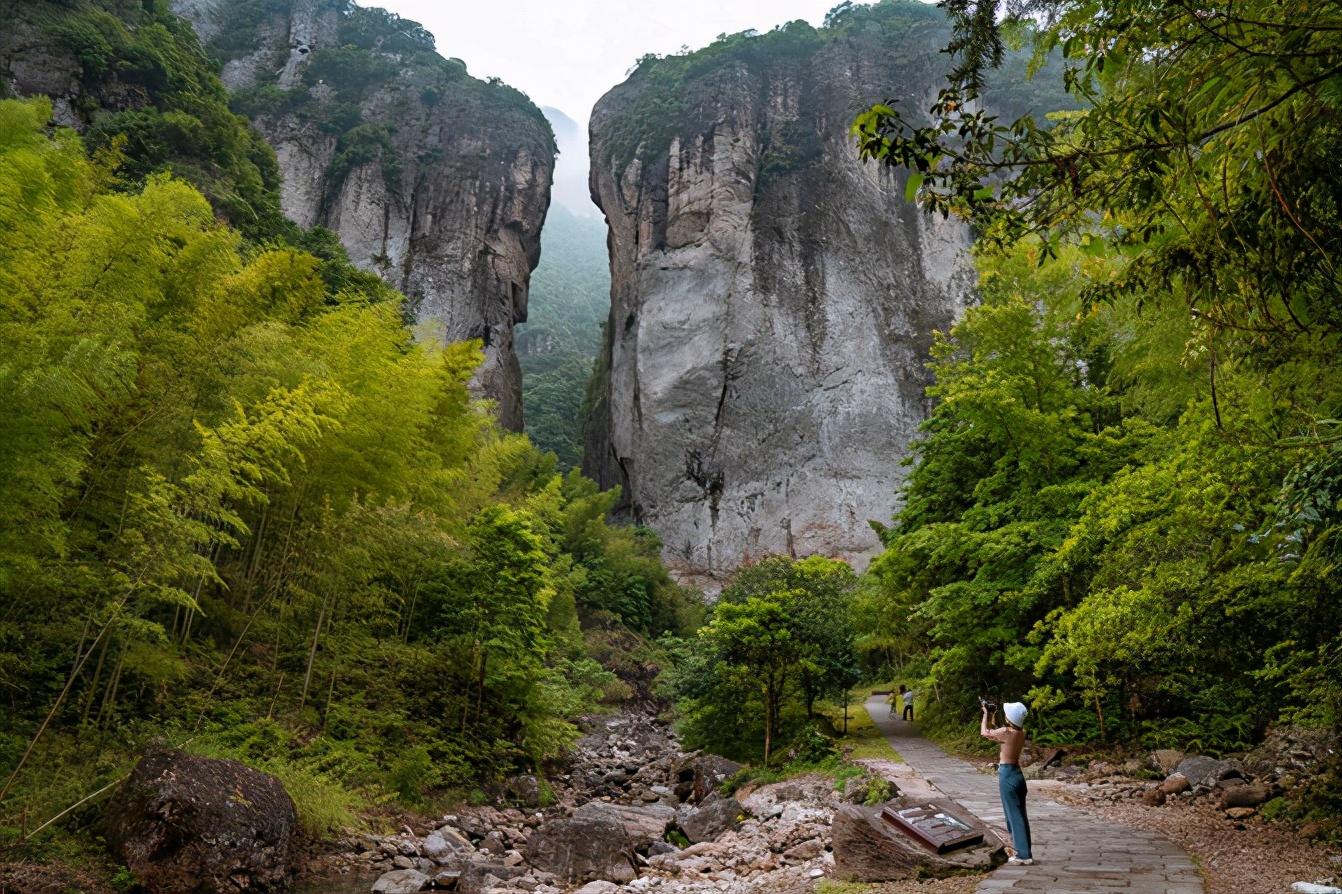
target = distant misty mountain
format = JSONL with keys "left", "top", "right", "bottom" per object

{"left": 544, "top": 106, "right": 598, "bottom": 216}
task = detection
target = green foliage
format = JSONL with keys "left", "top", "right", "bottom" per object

{"left": 851, "top": 2, "right": 1342, "bottom": 760}
{"left": 861, "top": 236, "right": 1342, "bottom": 750}
{"left": 0, "top": 104, "right": 687, "bottom": 847}
{"left": 670, "top": 556, "right": 860, "bottom": 764}
{"left": 603, "top": 1, "right": 1069, "bottom": 177}
{"left": 24, "top": 0, "right": 288, "bottom": 240}
{"left": 201, "top": 0, "right": 554, "bottom": 197}
{"left": 518, "top": 206, "right": 610, "bottom": 469}
{"left": 327, "top": 123, "right": 400, "bottom": 197}
{"left": 862, "top": 775, "right": 894, "bottom": 806}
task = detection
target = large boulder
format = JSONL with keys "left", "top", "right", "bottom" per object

{"left": 1174, "top": 755, "right": 1241, "bottom": 789}
{"left": 371, "top": 869, "right": 429, "bottom": 894}
{"left": 678, "top": 794, "right": 745, "bottom": 843}
{"left": 1150, "top": 749, "right": 1186, "bottom": 774}
{"left": 831, "top": 800, "right": 1006, "bottom": 881}
{"left": 676, "top": 754, "right": 743, "bottom": 803}
{"left": 105, "top": 748, "right": 298, "bottom": 893}
{"left": 522, "top": 815, "right": 636, "bottom": 884}
{"left": 1219, "top": 782, "right": 1275, "bottom": 809}
{"left": 573, "top": 802, "right": 675, "bottom": 851}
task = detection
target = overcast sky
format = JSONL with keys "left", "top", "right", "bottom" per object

{"left": 377, "top": 1, "right": 853, "bottom": 126}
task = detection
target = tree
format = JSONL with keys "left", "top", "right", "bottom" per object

{"left": 701, "top": 595, "right": 798, "bottom": 765}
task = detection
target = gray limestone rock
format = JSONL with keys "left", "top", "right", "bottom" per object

{"left": 172, "top": 0, "right": 555, "bottom": 431}
{"left": 678, "top": 795, "right": 745, "bottom": 843}
{"left": 583, "top": 22, "right": 977, "bottom": 585}
{"left": 522, "top": 815, "right": 637, "bottom": 885}
{"left": 372, "top": 869, "right": 429, "bottom": 894}
{"left": 573, "top": 802, "right": 675, "bottom": 851}
{"left": 1175, "top": 755, "right": 1241, "bottom": 789}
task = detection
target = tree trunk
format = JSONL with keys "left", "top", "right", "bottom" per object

{"left": 80, "top": 636, "right": 110, "bottom": 729}
{"left": 763, "top": 690, "right": 773, "bottom": 766}
{"left": 266, "top": 672, "right": 285, "bottom": 721}
{"left": 97, "top": 642, "right": 127, "bottom": 728}
{"left": 323, "top": 666, "right": 337, "bottom": 728}
{"left": 1093, "top": 691, "right": 1107, "bottom": 742}
{"left": 298, "top": 596, "right": 328, "bottom": 710}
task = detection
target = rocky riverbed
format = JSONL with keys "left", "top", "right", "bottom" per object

{"left": 309, "top": 711, "right": 897, "bottom": 894}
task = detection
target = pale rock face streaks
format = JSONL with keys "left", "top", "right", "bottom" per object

{"left": 173, "top": 0, "right": 555, "bottom": 430}
{"left": 584, "top": 35, "right": 977, "bottom": 588}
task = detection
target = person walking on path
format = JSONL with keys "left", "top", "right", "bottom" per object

{"left": 982, "top": 699, "right": 1033, "bottom": 865}
{"left": 899, "top": 684, "right": 914, "bottom": 721}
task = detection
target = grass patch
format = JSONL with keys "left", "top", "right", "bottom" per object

{"left": 818, "top": 690, "right": 903, "bottom": 762}
{"left": 815, "top": 881, "right": 875, "bottom": 894}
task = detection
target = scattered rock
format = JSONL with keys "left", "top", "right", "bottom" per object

{"left": 1159, "top": 773, "right": 1191, "bottom": 795}
{"left": 676, "top": 754, "right": 743, "bottom": 804}
{"left": 573, "top": 882, "right": 622, "bottom": 894}
{"left": 1151, "top": 749, "right": 1186, "bottom": 774}
{"left": 1142, "top": 787, "right": 1167, "bottom": 807}
{"left": 1225, "top": 807, "right": 1257, "bottom": 820}
{"left": 105, "top": 748, "right": 297, "bottom": 894}
{"left": 504, "top": 774, "right": 542, "bottom": 808}
{"left": 1219, "top": 782, "right": 1275, "bottom": 809}
{"left": 1038, "top": 747, "right": 1066, "bottom": 768}
{"left": 782, "top": 839, "right": 824, "bottom": 862}
{"left": 371, "top": 869, "right": 429, "bottom": 893}
{"left": 522, "top": 815, "right": 636, "bottom": 884}
{"left": 679, "top": 795, "right": 745, "bottom": 843}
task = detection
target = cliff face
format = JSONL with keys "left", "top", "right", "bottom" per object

{"left": 584, "top": 9, "right": 977, "bottom": 586}
{"left": 0, "top": 1, "right": 290, "bottom": 240}
{"left": 175, "top": 0, "right": 554, "bottom": 429}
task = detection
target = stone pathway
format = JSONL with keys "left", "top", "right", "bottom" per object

{"left": 863, "top": 697, "right": 1205, "bottom": 894}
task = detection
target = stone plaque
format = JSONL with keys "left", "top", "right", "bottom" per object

{"left": 880, "top": 803, "right": 984, "bottom": 854}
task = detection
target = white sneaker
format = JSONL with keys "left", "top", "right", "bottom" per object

{"left": 1008, "top": 856, "right": 1035, "bottom": 865}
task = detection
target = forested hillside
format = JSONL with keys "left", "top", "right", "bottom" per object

{"left": 843, "top": 0, "right": 1342, "bottom": 823}
{"left": 0, "top": 96, "right": 698, "bottom": 846}
{"left": 517, "top": 205, "right": 610, "bottom": 470}
{"left": 648, "top": 0, "right": 1341, "bottom": 842}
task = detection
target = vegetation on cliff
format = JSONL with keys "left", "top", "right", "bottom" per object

{"left": 208, "top": 0, "right": 555, "bottom": 203}
{"left": 598, "top": 0, "right": 1073, "bottom": 178}
{"left": 0, "top": 100, "right": 691, "bottom": 860}
{"left": 4, "top": 0, "right": 287, "bottom": 239}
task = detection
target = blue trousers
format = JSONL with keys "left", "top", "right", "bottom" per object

{"left": 998, "top": 763, "right": 1032, "bottom": 859}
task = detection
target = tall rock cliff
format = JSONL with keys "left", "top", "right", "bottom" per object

{"left": 0, "top": 0, "right": 291, "bottom": 240}
{"left": 584, "top": 5, "right": 981, "bottom": 585}
{"left": 172, "top": 0, "right": 555, "bottom": 429}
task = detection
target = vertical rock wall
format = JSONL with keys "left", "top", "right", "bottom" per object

{"left": 175, "top": 0, "right": 555, "bottom": 429}
{"left": 584, "top": 14, "right": 978, "bottom": 586}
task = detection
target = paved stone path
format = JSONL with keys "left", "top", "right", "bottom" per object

{"left": 864, "top": 697, "right": 1205, "bottom": 894}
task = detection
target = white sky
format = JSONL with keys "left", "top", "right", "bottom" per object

{"left": 377, "top": 0, "right": 853, "bottom": 126}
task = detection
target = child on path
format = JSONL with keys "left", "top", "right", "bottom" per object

{"left": 899, "top": 684, "right": 914, "bottom": 721}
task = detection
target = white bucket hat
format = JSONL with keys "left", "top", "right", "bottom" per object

{"left": 1004, "top": 702, "right": 1028, "bottom": 727}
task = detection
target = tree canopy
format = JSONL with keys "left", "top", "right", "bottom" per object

{"left": 0, "top": 99, "right": 691, "bottom": 846}
{"left": 851, "top": 1, "right": 1341, "bottom": 772}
